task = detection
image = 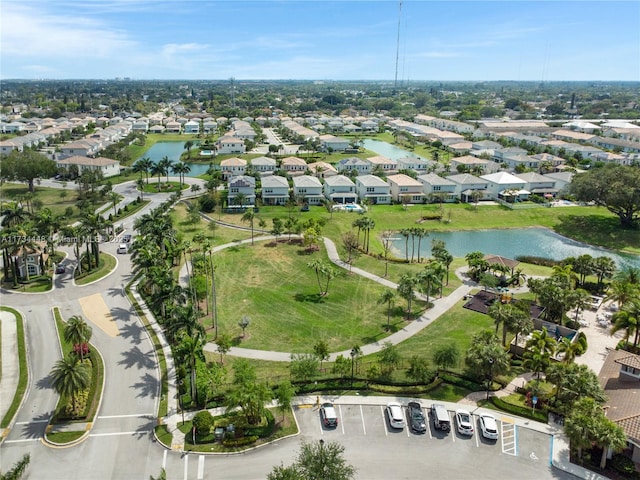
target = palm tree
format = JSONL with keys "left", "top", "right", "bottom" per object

{"left": 377, "top": 289, "right": 396, "bottom": 331}
{"left": 361, "top": 217, "right": 376, "bottom": 253}
{"left": 569, "top": 288, "right": 592, "bottom": 323}
{"left": 593, "top": 417, "right": 627, "bottom": 470}
{"left": 175, "top": 331, "right": 205, "bottom": 402}
{"left": 80, "top": 213, "right": 108, "bottom": 270}
{"left": 413, "top": 227, "right": 427, "bottom": 263}
{"left": 433, "top": 249, "right": 453, "bottom": 286}
{"left": 172, "top": 161, "right": 191, "bottom": 188}
{"left": 400, "top": 228, "right": 412, "bottom": 261}
{"left": 417, "top": 263, "right": 442, "bottom": 304}
{"left": 150, "top": 162, "right": 165, "bottom": 190}
{"left": 555, "top": 335, "right": 585, "bottom": 364}
{"left": 183, "top": 140, "right": 194, "bottom": 159}
{"left": 592, "top": 256, "right": 616, "bottom": 287}
{"left": 133, "top": 157, "right": 153, "bottom": 184}
{"left": 49, "top": 354, "right": 91, "bottom": 409}
{"left": 63, "top": 315, "right": 93, "bottom": 361}
{"left": 606, "top": 280, "right": 638, "bottom": 310}
{"left": 397, "top": 273, "right": 417, "bottom": 320}
{"left": 241, "top": 210, "right": 256, "bottom": 245}
{"left": 488, "top": 302, "right": 512, "bottom": 347}
{"left": 235, "top": 192, "right": 247, "bottom": 208}
{"left": 136, "top": 177, "right": 145, "bottom": 200}
{"left": 1, "top": 201, "right": 30, "bottom": 227}
{"left": 158, "top": 156, "right": 173, "bottom": 183}
{"left": 524, "top": 328, "right": 557, "bottom": 379}
{"left": 610, "top": 299, "right": 640, "bottom": 348}
{"left": 108, "top": 191, "right": 120, "bottom": 217}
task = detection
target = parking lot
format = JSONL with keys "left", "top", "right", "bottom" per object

{"left": 293, "top": 401, "right": 569, "bottom": 480}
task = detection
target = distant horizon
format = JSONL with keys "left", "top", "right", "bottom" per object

{"left": 1, "top": 1, "right": 638, "bottom": 82}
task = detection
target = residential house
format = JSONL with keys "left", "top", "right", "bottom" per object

{"left": 365, "top": 155, "right": 397, "bottom": 174}
{"left": 164, "top": 120, "right": 182, "bottom": 133}
{"left": 323, "top": 175, "right": 357, "bottom": 204}
{"left": 386, "top": 174, "right": 425, "bottom": 204}
{"left": 396, "top": 156, "right": 433, "bottom": 174}
{"left": 528, "top": 153, "right": 565, "bottom": 172}
{"left": 336, "top": 157, "right": 371, "bottom": 176}
{"left": 551, "top": 129, "right": 596, "bottom": 143}
{"left": 260, "top": 175, "right": 290, "bottom": 206}
{"left": 58, "top": 139, "right": 102, "bottom": 158}
{"left": 361, "top": 119, "right": 378, "bottom": 131}
{"left": 598, "top": 350, "right": 640, "bottom": 466}
{"left": 250, "top": 156, "right": 277, "bottom": 175}
{"left": 542, "top": 171, "right": 574, "bottom": 192}
{"left": 220, "top": 157, "right": 247, "bottom": 180}
{"left": 202, "top": 119, "right": 218, "bottom": 133}
{"left": 281, "top": 156, "right": 308, "bottom": 176}
{"left": 417, "top": 173, "right": 457, "bottom": 203}
{"left": 12, "top": 242, "right": 48, "bottom": 279}
{"left": 292, "top": 175, "right": 324, "bottom": 205}
{"left": 307, "top": 161, "right": 338, "bottom": 178}
{"left": 446, "top": 173, "right": 489, "bottom": 203}
{"left": 183, "top": 120, "right": 200, "bottom": 134}
{"left": 227, "top": 175, "right": 256, "bottom": 206}
{"left": 450, "top": 155, "right": 494, "bottom": 174}
{"left": 355, "top": 175, "right": 391, "bottom": 204}
{"left": 492, "top": 147, "right": 528, "bottom": 165}
{"left": 480, "top": 171, "right": 529, "bottom": 202}
{"left": 57, "top": 156, "right": 120, "bottom": 178}
{"left": 216, "top": 136, "right": 246, "bottom": 154}
{"left": 319, "top": 134, "right": 350, "bottom": 152}
{"left": 515, "top": 172, "right": 558, "bottom": 198}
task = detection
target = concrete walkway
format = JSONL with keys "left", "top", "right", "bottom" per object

{"left": 0, "top": 309, "right": 20, "bottom": 438}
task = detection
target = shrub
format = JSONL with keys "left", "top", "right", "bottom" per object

{"left": 192, "top": 410, "right": 214, "bottom": 436}
{"left": 222, "top": 435, "right": 258, "bottom": 447}
{"left": 489, "top": 396, "right": 547, "bottom": 423}
{"left": 611, "top": 454, "right": 636, "bottom": 475}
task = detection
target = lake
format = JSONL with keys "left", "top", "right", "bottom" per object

{"left": 392, "top": 227, "right": 640, "bottom": 269}
{"left": 362, "top": 138, "right": 429, "bottom": 161}
{"left": 136, "top": 142, "right": 211, "bottom": 176}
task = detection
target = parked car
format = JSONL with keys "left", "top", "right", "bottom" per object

{"left": 117, "top": 244, "right": 128, "bottom": 254}
{"left": 407, "top": 401, "right": 426, "bottom": 433}
{"left": 386, "top": 402, "right": 405, "bottom": 429}
{"left": 55, "top": 264, "right": 66, "bottom": 274}
{"left": 431, "top": 403, "right": 451, "bottom": 432}
{"left": 479, "top": 413, "right": 499, "bottom": 440}
{"left": 122, "top": 234, "right": 132, "bottom": 243}
{"left": 320, "top": 403, "right": 338, "bottom": 428}
{"left": 455, "top": 409, "right": 474, "bottom": 436}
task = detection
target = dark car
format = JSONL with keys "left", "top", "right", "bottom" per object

{"left": 320, "top": 403, "right": 338, "bottom": 428}
{"left": 407, "top": 401, "right": 427, "bottom": 433}
{"left": 122, "top": 234, "right": 132, "bottom": 243}
{"left": 55, "top": 265, "right": 66, "bottom": 274}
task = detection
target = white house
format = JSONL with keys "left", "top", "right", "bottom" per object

{"left": 58, "top": 139, "right": 102, "bottom": 158}
{"left": 57, "top": 156, "right": 120, "bottom": 178}
{"left": 319, "top": 134, "right": 350, "bottom": 152}
{"left": 260, "top": 175, "right": 290, "bottom": 205}
{"left": 396, "top": 156, "right": 433, "bottom": 174}
{"left": 227, "top": 175, "right": 256, "bottom": 206}
{"left": 446, "top": 173, "right": 489, "bottom": 203}
{"left": 480, "top": 171, "right": 529, "bottom": 202}
{"left": 184, "top": 120, "right": 200, "bottom": 134}
{"left": 307, "top": 161, "right": 338, "bottom": 178}
{"left": 292, "top": 175, "right": 324, "bottom": 205}
{"left": 281, "top": 156, "right": 307, "bottom": 176}
{"left": 515, "top": 172, "right": 558, "bottom": 198}
{"left": 250, "top": 156, "right": 277, "bottom": 175}
{"left": 220, "top": 157, "right": 247, "bottom": 180}
{"left": 386, "top": 174, "right": 425, "bottom": 204}
{"left": 216, "top": 135, "right": 246, "bottom": 154}
{"left": 323, "top": 175, "right": 357, "bottom": 204}
{"left": 337, "top": 157, "right": 371, "bottom": 176}
{"left": 417, "top": 173, "right": 457, "bottom": 203}
{"left": 355, "top": 175, "right": 391, "bottom": 205}
{"left": 365, "top": 155, "right": 397, "bottom": 173}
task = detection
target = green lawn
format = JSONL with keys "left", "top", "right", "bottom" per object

{"left": 74, "top": 252, "right": 117, "bottom": 285}
{"left": 212, "top": 240, "right": 424, "bottom": 352}
{"left": 0, "top": 307, "right": 28, "bottom": 428}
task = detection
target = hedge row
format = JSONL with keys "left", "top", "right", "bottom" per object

{"left": 489, "top": 397, "right": 547, "bottom": 423}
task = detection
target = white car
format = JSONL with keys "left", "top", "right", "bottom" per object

{"left": 386, "top": 402, "right": 405, "bottom": 429}
{"left": 455, "top": 409, "right": 474, "bottom": 436}
{"left": 116, "top": 244, "right": 128, "bottom": 254}
{"left": 479, "top": 413, "right": 499, "bottom": 440}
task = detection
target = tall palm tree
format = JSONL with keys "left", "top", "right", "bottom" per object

{"left": 108, "top": 191, "right": 120, "bottom": 217}
{"left": 377, "top": 289, "right": 396, "bottom": 331}
{"left": 593, "top": 417, "right": 627, "bottom": 470}
{"left": 64, "top": 315, "right": 93, "bottom": 360}
{"left": 1, "top": 201, "right": 30, "bottom": 227}
{"left": 241, "top": 210, "right": 255, "bottom": 245}
{"left": 606, "top": 280, "right": 638, "bottom": 310}
{"left": 136, "top": 177, "right": 146, "bottom": 200}
{"left": 158, "top": 156, "right": 174, "bottom": 184}
{"left": 433, "top": 248, "right": 453, "bottom": 286}
{"left": 150, "top": 162, "right": 165, "bottom": 190}
{"left": 172, "top": 161, "right": 191, "bottom": 188}
{"left": 397, "top": 273, "right": 417, "bottom": 320}
{"left": 133, "top": 157, "right": 153, "bottom": 184}
{"left": 80, "top": 213, "right": 108, "bottom": 270}
{"left": 592, "top": 256, "right": 616, "bottom": 287}
{"left": 33, "top": 207, "right": 61, "bottom": 258}
{"left": 361, "top": 217, "right": 376, "bottom": 253}
{"left": 524, "top": 328, "right": 557, "bottom": 379}
{"left": 175, "top": 331, "right": 205, "bottom": 402}
{"left": 49, "top": 354, "right": 91, "bottom": 409}
{"left": 610, "top": 299, "right": 640, "bottom": 348}
{"left": 488, "top": 302, "right": 512, "bottom": 347}
{"left": 417, "top": 263, "right": 442, "bottom": 304}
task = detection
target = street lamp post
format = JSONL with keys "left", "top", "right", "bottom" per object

{"left": 350, "top": 348, "right": 358, "bottom": 388}
{"left": 486, "top": 358, "right": 494, "bottom": 400}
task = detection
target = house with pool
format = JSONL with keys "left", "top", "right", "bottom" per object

{"left": 355, "top": 174, "right": 391, "bottom": 205}
{"left": 323, "top": 175, "right": 357, "bottom": 204}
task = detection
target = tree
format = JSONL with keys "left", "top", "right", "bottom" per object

{"left": 464, "top": 330, "right": 510, "bottom": 388}
{"left": 132, "top": 157, "right": 153, "bottom": 184}
{"left": 192, "top": 410, "right": 214, "bottom": 437}
{"left": 238, "top": 315, "right": 251, "bottom": 338}
{"left": 0, "top": 150, "right": 57, "bottom": 192}
{"left": 610, "top": 298, "right": 640, "bottom": 348}
{"left": 63, "top": 315, "right": 93, "bottom": 361}
{"left": 215, "top": 333, "right": 232, "bottom": 364}
{"left": 313, "top": 340, "right": 330, "bottom": 372}
{"left": 150, "top": 161, "right": 166, "bottom": 190}
{"left": 0, "top": 453, "right": 30, "bottom": 480}
{"left": 49, "top": 354, "right": 91, "bottom": 410}
{"left": 271, "top": 217, "right": 284, "bottom": 244}
{"left": 341, "top": 231, "right": 360, "bottom": 271}
{"left": 158, "top": 156, "right": 173, "bottom": 183}
{"left": 432, "top": 343, "right": 459, "bottom": 374}
{"left": 226, "top": 358, "right": 272, "bottom": 424}
{"left": 307, "top": 259, "right": 335, "bottom": 296}
{"left": 172, "top": 161, "right": 191, "bottom": 187}
{"left": 593, "top": 417, "right": 627, "bottom": 470}
{"left": 378, "top": 341, "right": 401, "bottom": 378}
{"left": 397, "top": 273, "right": 417, "bottom": 320}
{"left": 268, "top": 440, "right": 356, "bottom": 480}
{"left": 417, "top": 262, "right": 443, "bottom": 303}
{"left": 569, "top": 164, "right": 640, "bottom": 227}
{"left": 406, "top": 355, "right": 431, "bottom": 383}
{"left": 564, "top": 397, "right": 600, "bottom": 462}
{"left": 175, "top": 332, "right": 205, "bottom": 401}
{"left": 195, "top": 360, "right": 226, "bottom": 407}
{"left": 290, "top": 353, "right": 319, "bottom": 382}
{"left": 524, "top": 328, "right": 557, "bottom": 379}
{"left": 241, "top": 210, "right": 255, "bottom": 245}
{"left": 592, "top": 256, "right": 616, "bottom": 287}
{"left": 275, "top": 380, "right": 296, "bottom": 421}
{"left": 1, "top": 201, "right": 30, "bottom": 227}
{"left": 377, "top": 289, "right": 396, "bottom": 331}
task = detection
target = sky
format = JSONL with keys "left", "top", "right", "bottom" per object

{"left": 1, "top": 0, "right": 639, "bottom": 81}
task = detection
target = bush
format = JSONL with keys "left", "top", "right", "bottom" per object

{"left": 611, "top": 454, "right": 636, "bottom": 475}
{"left": 489, "top": 397, "right": 547, "bottom": 423}
{"left": 222, "top": 435, "right": 258, "bottom": 447}
{"left": 514, "top": 256, "right": 559, "bottom": 267}
{"left": 192, "top": 410, "right": 214, "bottom": 436}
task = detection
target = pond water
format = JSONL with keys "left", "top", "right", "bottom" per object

{"left": 392, "top": 227, "right": 640, "bottom": 269}
{"left": 362, "top": 138, "right": 429, "bottom": 161}
{"left": 136, "top": 142, "right": 211, "bottom": 176}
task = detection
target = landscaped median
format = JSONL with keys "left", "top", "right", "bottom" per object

{"left": 43, "top": 308, "right": 105, "bottom": 447}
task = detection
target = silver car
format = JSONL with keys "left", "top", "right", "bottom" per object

{"left": 479, "top": 413, "right": 499, "bottom": 440}
{"left": 455, "top": 409, "right": 474, "bottom": 436}
{"left": 386, "top": 402, "right": 405, "bottom": 429}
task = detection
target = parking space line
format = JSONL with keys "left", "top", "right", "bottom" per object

{"left": 360, "top": 405, "right": 367, "bottom": 436}
{"left": 183, "top": 453, "right": 188, "bottom": 480}
{"left": 381, "top": 406, "right": 387, "bottom": 436}
{"left": 339, "top": 405, "right": 345, "bottom": 435}
{"left": 162, "top": 450, "right": 167, "bottom": 470}
{"left": 449, "top": 411, "right": 455, "bottom": 443}
{"left": 475, "top": 416, "right": 479, "bottom": 448}
{"left": 197, "top": 455, "right": 204, "bottom": 480}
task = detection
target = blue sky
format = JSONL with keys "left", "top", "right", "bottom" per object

{"left": 1, "top": 1, "right": 638, "bottom": 81}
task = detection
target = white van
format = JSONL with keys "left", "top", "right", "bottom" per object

{"left": 431, "top": 403, "right": 451, "bottom": 431}
{"left": 117, "top": 244, "right": 128, "bottom": 254}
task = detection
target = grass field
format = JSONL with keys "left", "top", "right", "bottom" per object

{"left": 211, "top": 240, "right": 424, "bottom": 352}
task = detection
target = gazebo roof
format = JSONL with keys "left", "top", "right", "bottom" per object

{"left": 483, "top": 254, "right": 520, "bottom": 269}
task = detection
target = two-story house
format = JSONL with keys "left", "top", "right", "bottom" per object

{"left": 323, "top": 175, "right": 357, "bottom": 204}
{"left": 292, "top": 175, "right": 324, "bottom": 205}
{"left": 355, "top": 174, "right": 391, "bottom": 205}
{"left": 216, "top": 135, "right": 246, "bottom": 154}
{"left": 480, "top": 171, "right": 529, "bottom": 202}
{"left": 280, "top": 156, "right": 307, "bottom": 176}
{"left": 336, "top": 157, "right": 371, "bottom": 176}
{"left": 446, "top": 173, "right": 488, "bottom": 203}
{"left": 220, "top": 157, "right": 247, "bottom": 180}
{"left": 417, "top": 173, "right": 457, "bottom": 203}
{"left": 227, "top": 175, "right": 256, "bottom": 206}
{"left": 260, "top": 175, "right": 290, "bottom": 206}
{"left": 250, "top": 156, "right": 277, "bottom": 176}
{"left": 386, "top": 174, "right": 425, "bottom": 204}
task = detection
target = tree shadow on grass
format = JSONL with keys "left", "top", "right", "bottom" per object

{"left": 554, "top": 213, "right": 639, "bottom": 251}
{"left": 294, "top": 292, "right": 325, "bottom": 303}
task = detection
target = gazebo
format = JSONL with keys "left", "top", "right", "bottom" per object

{"left": 483, "top": 254, "right": 520, "bottom": 275}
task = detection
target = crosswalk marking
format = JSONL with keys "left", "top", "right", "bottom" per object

{"left": 501, "top": 420, "right": 517, "bottom": 456}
